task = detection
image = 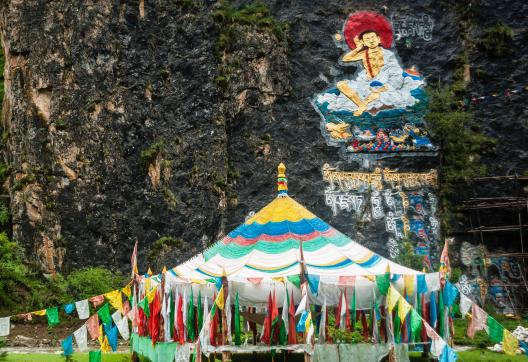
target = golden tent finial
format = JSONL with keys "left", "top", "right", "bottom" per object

{"left": 277, "top": 163, "right": 288, "bottom": 197}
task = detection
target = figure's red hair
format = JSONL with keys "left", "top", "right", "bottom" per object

{"left": 343, "top": 11, "right": 393, "bottom": 50}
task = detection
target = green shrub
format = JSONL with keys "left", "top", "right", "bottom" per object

{"left": 66, "top": 267, "right": 127, "bottom": 300}
{"left": 476, "top": 22, "right": 514, "bottom": 58}
{"left": 140, "top": 141, "right": 164, "bottom": 167}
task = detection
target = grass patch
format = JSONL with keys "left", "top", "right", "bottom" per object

{"left": 0, "top": 353, "right": 131, "bottom": 362}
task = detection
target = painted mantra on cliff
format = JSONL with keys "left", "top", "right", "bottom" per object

{"left": 390, "top": 13, "right": 434, "bottom": 42}
{"left": 322, "top": 164, "right": 438, "bottom": 191}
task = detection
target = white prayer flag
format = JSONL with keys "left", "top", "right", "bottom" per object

{"left": 73, "top": 324, "right": 88, "bottom": 351}
{"left": 282, "top": 288, "right": 289, "bottom": 336}
{"left": 75, "top": 300, "right": 90, "bottom": 320}
{"left": 225, "top": 292, "right": 232, "bottom": 344}
{"left": 111, "top": 310, "right": 122, "bottom": 325}
{"left": 0, "top": 317, "right": 10, "bottom": 337}
{"left": 459, "top": 294, "right": 473, "bottom": 317}
{"left": 117, "top": 316, "right": 130, "bottom": 340}
{"left": 425, "top": 273, "right": 441, "bottom": 292}
{"left": 295, "top": 294, "right": 307, "bottom": 316}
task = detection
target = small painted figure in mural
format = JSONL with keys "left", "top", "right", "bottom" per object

{"left": 312, "top": 11, "right": 436, "bottom": 154}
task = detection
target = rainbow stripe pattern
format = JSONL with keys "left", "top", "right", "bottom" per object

{"left": 174, "top": 195, "right": 420, "bottom": 279}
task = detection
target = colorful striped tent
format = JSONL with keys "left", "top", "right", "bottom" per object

{"left": 173, "top": 163, "right": 421, "bottom": 281}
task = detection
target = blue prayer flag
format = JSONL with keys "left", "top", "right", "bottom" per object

{"left": 443, "top": 281, "right": 459, "bottom": 307}
{"left": 296, "top": 310, "right": 308, "bottom": 333}
{"left": 64, "top": 303, "right": 75, "bottom": 315}
{"left": 417, "top": 275, "right": 427, "bottom": 294}
{"left": 306, "top": 274, "right": 320, "bottom": 295}
{"left": 61, "top": 335, "right": 73, "bottom": 356}
{"left": 430, "top": 291, "right": 437, "bottom": 328}
{"left": 439, "top": 344, "right": 457, "bottom": 362}
{"left": 107, "top": 325, "right": 118, "bottom": 352}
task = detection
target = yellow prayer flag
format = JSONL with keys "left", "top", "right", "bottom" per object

{"left": 215, "top": 286, "right": 225, "bottom": 310}
{"left": 403, "top": 275, "right": 415, "bottom": 296}
{"left": 503, "top": 329, "right": 519, "bottom": 356}
{"left": 162, "top": 266, "right": 167, "bottom": 274}
{"left": 100, "top": 335, "right": 111, "bottom": 353}
{"left": 146, "top": 287, "right": 158, "bottom": 304}
{"left": 33, "top": 310, "right": 46, "bottom": 316}
{"left": 272, "top": 277, "right": 285, "bottom": 284}
{"left": 387, "top": 286, "right": 400, "bottom": 313}
{"left": 147, "top": 267, "right": 153, "bottom": 276}
{"left": 105, "top": 290, "right": 123, "bottom": 312}
{"left": 121, "top": 284, "right": 132, "bottom": 297}
{"left": 397, "top": 298, "right": 411, "bottom": 321}
{"left": 98, "top": 325, "right": 104, "bottom": 345}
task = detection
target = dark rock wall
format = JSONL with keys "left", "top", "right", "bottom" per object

{"left": 0, "top": 0, "right": 526, "bottom": 273}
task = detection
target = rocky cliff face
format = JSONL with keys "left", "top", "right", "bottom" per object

{"left": 0, "top": 0, "right": 526, "bottom": 274}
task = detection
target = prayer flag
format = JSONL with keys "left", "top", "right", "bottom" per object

{"left": 287, "top": 275, "right": 301, "bottom": 289}
{"left": 486, "top": 316, "right": 504, "bottom": 343}
{"left": 459, "top": 294, "right": 472, "bottom": 318}
{"left": 425, "top": 273, "right": 441, "bottom": 292}
{"left": 215, "top": 287, "right": 224, "bottom": 311}
{"left": 376, "top": 272, "right": 390, "bottom": 295}
{"left": 89, "top": 295, "right": 104, "bottom": 308}
{"left": 61, "top": 335, "right": 73, "bottom": 356}
{"left": 64, "top": 303, "right": 75, "bottom": 315}
{"left": 97, "top": 303, "right": 112, "bottom": 325}
{"left": 410, "top": 310, "right": 421, "bottom": 340}
{"left": 177, "top": 291, "right": 185, "bottom": 344}
{"left": 439, "top": 241, "right": 451, "bottom": 278}
{"left": 111, "top": 310, "right": 122, "bottom": 325}
{"left": 46, "top": 307, "right": 60, "bottom": 327}
{"left": 89, "top": 350, "right": 102, "bottom": 362}
{"left": 503, "top": 329, "right": 519, "bottom": 356}
{"left": 288, "top": 290, "right": 296, "bottom": 344}
{"left": 350, "top": 288, "right": 356, "bottom": 330}
{"left": 234, "top": 292, "right": 241, "bottom": 345}
{"left": 105, "top": 290, "right": 123, "bottom": 313}
{"left": 122, "top": 284, "right": 132, "bottom": 298}
{"left": 306, "top": 274, "right": 320, "bottom": 295}
{"left": 149, "top": 289, "right": 162, "bottom": 344}
{"left": 387, "top": 286, "right": 400, "bottom": 313}
{"left": 107, "top": 325, "right": 118, "bottom": 351}
{"left": 86, "top": 314, "right": 100, "bottom": 340}
{"left": 467, "top": 304, "right": 487, "bottom": 339}
{"left": 138, "top": 297, "right": 150, "bottom": 318}
{"left": 225, "top": 291, "right": 232, "bottom": 344}
{"left": 430, "top": 291, "right": 437, "bottom": 328}
{"left": 439, "top": 344, "right": 457, "bottom": 362}
{"left": 73, "top": 324, "right": 88, "bottom": 352}
{"left": 404, "top": 275, "right": 415, "bottom": 297}
{"left": 417, "top": 275, "right": 427, "bottom": 294}
{"left": 117, "top": 316, "right": 130, "bottom": 340}
{"left": 131, "top": 239, "right": 138, "bottom": 277}
{"left": 187, "top": 288, "right": 195, "bottom": 342}
{"left": 197, "top": 290, "right": 203, "bottom": 335}
{"left": 443, "top": 281, "right": 458, "bottom": 307}
{"left": 0, "top": 317, "right": 10, "bottom": 337}
{"left": 262, "top": 292, "right": 272, "bottom": 344}
{"left": 398, "top": 298, "right": 411, "bottom": 322}
{"left": 75, "top": 299, "right": 90, "bottom": 320}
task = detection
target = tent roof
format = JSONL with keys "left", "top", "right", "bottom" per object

{"left": 173, "top": 165, "right": 421, "bottom": 279}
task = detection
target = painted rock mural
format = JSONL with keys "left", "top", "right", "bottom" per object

{"left": 313, "top": 11, "right": 436, "bottom": 156}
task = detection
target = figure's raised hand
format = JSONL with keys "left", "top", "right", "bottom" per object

{"left": 353, "top": 35, "right": 363, "bottom": 49}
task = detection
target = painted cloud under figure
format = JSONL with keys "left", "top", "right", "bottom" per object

{"left": 313, "top": 11, "right": 436, "bottom": 153}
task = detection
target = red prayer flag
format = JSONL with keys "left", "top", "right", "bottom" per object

{"left": 361, "top": 311, "right": 369, "bottom": 341}
{"left": 149, "top": 290, "right": 162, "bottom": 344}
{"left": 345, "top": 291, "right": 351, "bottom": 331}
{"left": 261, "top": 292, "right": 272, "bottom": 345}
{"left": 288, "top": 290, "right": 296, "bottom": 344}
{"left": 177, "top": 292, "right": 185, "bottom": 344}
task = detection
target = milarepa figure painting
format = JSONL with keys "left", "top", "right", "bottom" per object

{"left": 313, "top": 11, "right": 436, "bottom": 154}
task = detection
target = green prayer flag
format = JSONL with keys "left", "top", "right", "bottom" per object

{"left": 234, "top": 293, "right": 241, "bottom": 346}
{"left": 376, "top": 273, "right": 390, "bottom": 295}
{"left": 187, "top": 288, "right": 195, "bottom": 341}
{"left": 98, "top": 303, "right": 112, "bottom": 325}
{"left": 410, "top": 310, "right": 422, "bottom": 340}
{"left": 89, "top": 350, "right": 102, "bottom": 362}
{"left": 169, "top": 292, "right": 175, "bottom": 339}
{"left": 394, "top": 312, "right": 401, "bottom": 344}
{"left": 138, "top": 297, "right": 150, "bottom": 318}
{"left": 351, "top": 288, "right": 356, "bottom": 326}
{"left": 197, "top": 290, "right": 203, "bottom": 334}
{"left": 487, "top": 316, "right": 504, "bottom": 343}
{"left": 287, "top": 275, "right": 301, "bottom": 289}
{"left": 46, "top": 307, "right": 60, "bottom": 326}
{"left": 415, "top": 293, "right": 423, "bottom": 342}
